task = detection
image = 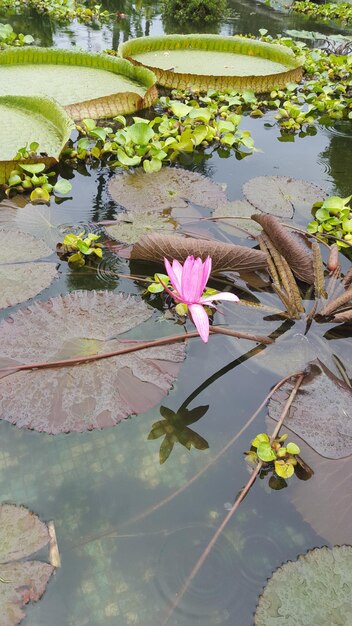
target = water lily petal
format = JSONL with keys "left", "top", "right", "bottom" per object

{"left": 200, "top": 292, "right": 239, "bottom": 304}
{"left": 182, "top": 256, "right": 205, "bottom": 302}
{"left": 200, "top": 256, "right": 212, "bottom": 294}
{"left": 189, "top": 303, "right": 210, "bottom": 343}
{"left": 164, "top": 257, "right": 182, "bottom": 293}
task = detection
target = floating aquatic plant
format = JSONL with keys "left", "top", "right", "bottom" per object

{"left": 245, "top": 432, "right": 301, "bottom": 479}
{"left": 0, "top": 22, "right": 34, "bottom": 48}
{"left": 292, "top": 0, "right": 352, "bottom": 24}
{"left": 0, "top": 504, "right": 54, "bottom": 626}
{"left": 307, "top": 194, "right": 352, "bottom": 253}
{"left": 56, "top": 231, "right": 103, "bottom": 267}
{"left": 255, "top": 546, "right": 352, "bottom": 626}
{"left": 0, "top": 0, "right": 111, "bottom": 24}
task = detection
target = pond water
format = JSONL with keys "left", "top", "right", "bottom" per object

{"left": 0, "top": 1, "right": 351, "bottom": 625}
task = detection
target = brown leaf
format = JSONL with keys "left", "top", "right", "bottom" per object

{"left": 130, "top": 233, "right": 267, "bottom": 273}
{"left": 0, "top": 291, "right": 185, "bottom": 433}
{"left": 252, "top": 214, "right": 314, "bottom": 284}
{"left": 268, "top": 360, "right": 352, "bottom": 459}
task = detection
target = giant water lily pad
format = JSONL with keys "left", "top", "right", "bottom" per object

{"left": 119, "top": 34, "right": 304, "bottom": 92}
{"left": 108, "top": 167, "right": 227, "bottom": 213}
{"left": 131, "top": 232, "right": 267, "bottom": 273}
{"left": 105, "top": 211, "right": 177, "bottom": 244}
{"left": 243, "top": 176, "right": 326, "bottom": 219}
{"left": 255, "top": 546, "right": 352, "bottom": 626}
{"left": 0, "top": 48, "right": 157, "bottom": 120}
{"left": 0, "top": 95, "right": 74, "bottom": 185}
{"left": 268, "top": 360, "right": 352, "bottom": 459}
{"left": 0, "top": 504, "right": 53, "bottom": 626}
{"left": 0, "top": 229, "right": 57, "bottom": 309}
{"left": 0, "top": 291, "right": 185, "bottom": 433}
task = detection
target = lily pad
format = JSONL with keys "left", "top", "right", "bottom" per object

{"left": 243, "top": 176, "right": 326, "bottom": 219}
{"left": 130, "top": 232, "right": 267, "bottom": 273}
{"left": 119, "top": 34, "right": 304, "bottom": 92}
{"left": 105, "top": 211, "right": 177, "bottom": 245}
{"left": 108, "top": 167, "right": 227, "bottom": 213}
{"left": 0, "top": 291, "right": 185, "bottom": 433}
{"left": 0, "top": 95, "right": 74, "bottom": 185}
{"left": 268, "top": 360, "right": 352, "bottom": 459}
{"left": 0, "top": 504, "right": 53, "bottom": 626}
{"left": 0, "top": 229, "right": 57, "bottom": 309}
{"left": 0, "top": 48, "right": 157, "bottom": 120}
{"left": 212, "top": 200, "right": 268, "bottom": 238}
{"left": 255, "top": 546, "right": 352, "bottom": 626}
{"left": 0, "top": 202, "right": 64, "bottom": 248}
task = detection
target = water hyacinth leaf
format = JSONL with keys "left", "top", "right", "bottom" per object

{"left": 0, "top": 48, "right": 158, "bottom": 120}
{"left": 252, "top": 214, "right": 314, "bottom": 284}
{"left": 130, "top": 233, "right": 267, "bottom": 273}
{"left": 109, "top": 167, "right": 227, "bottom": 213}
{"left": 0, "top": 291, "right": 185, "bottom": 433}
{"left": 268, "top": 360, "right": 352, "bottom": 459}
{"left": 255, "top": 546, "right": 352, "bottom": 626}
{"left": 0, "top": 229, "right": 57, "bottom": 309}
{"left": 0, "top": 504, "right": 53, "bottom": 626}
{"left": 0, "top": 95, "right": 74, "bottom": 184}
{"left": 212, "top": 200, "right": 265, "bottom": 238}
{"left": 119, "top": 34, "right": 304, "bottom": 92}
{"left": 0, "top": 202, "right": 62, "bottom": 248}
{"left": 105, "top": 211, "right": 177, "bottom": 245}
{"left": 243, "top": 176, "right": 326, "bottom": 219}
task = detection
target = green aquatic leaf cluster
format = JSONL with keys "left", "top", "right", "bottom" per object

{"left": 292, "top": 0, "right": 352, "bottom": 25}
{"left": 246, "top": 432, "right": 301, "bottom": 479}
{"left": 68, "top": 104, "right": 254, "bottom": 171}
{"left": 0, "top": 22, "right": 34, "bottom": 47}
{"left": 5, "top": 158, "right": 72, "bottom": 203}
{"left": 307, "top": 194, "right": 352, "bottom": 251}
{"left": 56, "top": 231, "right": 103, "bottom": 267}
{"left": 0, "top": 0, "right": 111, "bottom": 24}
{"left": 162, "top": 0, "right": 228, "bottom": 25}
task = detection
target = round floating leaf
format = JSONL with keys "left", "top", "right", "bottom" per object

{"left": 119, "top": 34, "right": 304, "bottom": 92}
{"left": 0, "top": 229, "right": 57, "bottom": 309}
{"left": 108, "top": 167, "right": 227, "bottom": 213}
{"left": 212, "top": 200, "right": 264, "bottom": 238}
{"left": 268, "top": 360, "right": 352, "bottom": 459}
{"left": 105, "top": 211, "right": 177, "bottom": 244}
{"left": 0, "top": 504, "right": 53, "bottom": 626}
{"left": 255, "top": 546, "right": 352, "bottom": 626}
{"left": 0, "top": 48, "right": 157, "bottom": 121}
{"left": 0, "top": 291, "right": 186, "bottom": 433}
{"left": 130, "top": 232, "right": 267, "bottom": 273}
{"left": 243, "top": 176, "right": 326, "bottom": 219}
{"left": 0, "top": 202, "right": 63, "bottom": 248}
{"left": 0, "top": 95, "right": 74, "bottom": 184}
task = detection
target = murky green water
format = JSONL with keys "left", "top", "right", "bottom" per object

{"left": 0, "top": 1, "right": 351, "bottom": 625}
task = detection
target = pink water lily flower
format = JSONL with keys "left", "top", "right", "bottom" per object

{"left": 163, "top": 255, "right": 239, "bottom": 343}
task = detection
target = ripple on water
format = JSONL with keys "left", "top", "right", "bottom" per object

{"left": 154, "top": 523, "right": 246, "bottom": 622}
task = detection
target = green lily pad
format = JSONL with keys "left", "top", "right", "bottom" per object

{"left": 0, "top": 48, "right": 157, "bottom": 120}
{"left": 119, "top": 34, "right": 304, "bottom": 92}
{"left": 0, "top": 229, "right": 57, "bottom": 309}
{"left": 109, "top": 167, "right": 227, "bottom": 213}
{"left": 0, "top": 504, "right": 54, "bottom": 626}
{"left": 255, "top": 546, "right": 352, "bottom": 626}
{"left": 243, "top": 176, "right": 326, "bottom": 219}
{"left": 0, "top": 291, "right": 186, "bottom": 433}
{"left": 0, "top": 95, "right": 74, "bottom": 184}
{"left": 105, "top": 211, "right": 177, "bottom": 245}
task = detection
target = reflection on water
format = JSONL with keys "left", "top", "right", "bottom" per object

{"left": 0, "top": 0, "right": 351, "bottom": 624}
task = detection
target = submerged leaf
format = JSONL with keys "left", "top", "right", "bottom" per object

{"left": 109, "top": 167, "right": 227, "bottom": 213}
{"left": 268, "top": 360, "right": 352, "bottom": 459}
{"left": 105, "top": 211, "right": 176, "bottom": 245}
{"left": 212, "top": 200, "right": 263, "bottom": 238}
{"left": 131, "top": 233, "right": 267, "bottom": 273}
{"left": 0, "top": 229, "right": 57, "bottom": 309}
{"left": 0, "top": 202, "right": 62, "bottom": 248}
{"left": 255, "top": 546, "right": 352, "bottom": 626}
{"left": 243, "top": 176, "right": 326, "bottom": 219}
{"left": 0, "top": 291, "right": 185, "bottom": 433}
{"left": 0, "top": 504, "right": 53, "bottom": 626}
{"left": 252, "top": 214, "right": 314, "bottom": 284}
